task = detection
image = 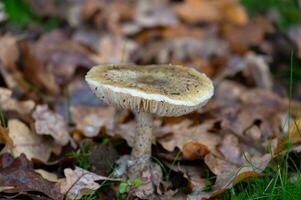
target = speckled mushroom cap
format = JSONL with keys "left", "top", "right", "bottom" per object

{"left": 85, "top": 64, "right": 214, "bottom": 116}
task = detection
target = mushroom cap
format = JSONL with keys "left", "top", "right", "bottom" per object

{"left": 85, "top": 64, "right": 214, "bottom": 116}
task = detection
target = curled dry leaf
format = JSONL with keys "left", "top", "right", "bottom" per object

{"left": 0, "top": 87, "right": 35, "bottom": 115}
{"left": 5, "top": 119, "right": 61, "bottom": 162}
{"left": 0, "top": 153, "right": 63, "bottom": 200}
{"left": 71, "top": 106, "right": 114, "bottom": 137}
{"left": 241, "top": 53, "right": 273, "bottom": 89}
{"left": 60, "top": 167, "right": 120, "bottom": 199}
{"left": 33, "top": 105, "right": 70, "bottom": 145}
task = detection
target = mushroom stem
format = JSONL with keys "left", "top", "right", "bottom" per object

{"left": 129, "top": 111, "right": 153, "bottom": 177}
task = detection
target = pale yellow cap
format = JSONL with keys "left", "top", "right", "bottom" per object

{"left": 85, "top": 64, "right": 214, "bottom": 116}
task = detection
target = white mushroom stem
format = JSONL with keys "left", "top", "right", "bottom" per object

{"left": 129, "top": 111, "right": 153, "bottom": 177}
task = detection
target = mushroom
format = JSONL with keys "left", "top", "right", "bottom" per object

{"left": 85, "top": 64, "right": 214, "bottom": 191}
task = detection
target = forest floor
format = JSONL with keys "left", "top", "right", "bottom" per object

{"left": 1, "top": 0, "right": 301, "bottom": 200}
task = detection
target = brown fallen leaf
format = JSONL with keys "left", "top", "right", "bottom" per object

{"left": 157, "top": 119, "right": 221, "bottom": 159}
{"left": 0, "top": 153, "right": 63, "bottom": 200}
{"left": 20, "top": 30, "right": 95, "bottom": 95}
{"left": 166, "top": 163, "right": 207, "bottom": 192}
{"left": 174, "top": 0, "right": 220, "bottom": 23}
{"left": 109, "top": 120, "right": 136, "bottom": 146}
{"left": 135, "top": 0, "right": 178, "bottom": 28}
{"left": 0, "top": 35, "right": 42, "bottom": 93}
{"left": 174, "top": 0, "right": 247, "bottom": 25}
{"left": 60, "top": 167, "right": 120, "bottom": 199}
{"left": 0, "top": 87, "right": 35, "bottom": 115}
{"left": 35, "top": 169, "right": 59, "bottom": 183}
{"left": 5, "top": 119, "right": 61, "bottom": 162}
{"left": 0, "top": 123, "right": 13, "bottom": 150}
{"left": 80, "top": 0, "right": 131, "bottom": 34}
{"left": 190, "top": 153, "right": 271, "bottom": 200}
{"left": 223, "top": 16, "right": 274, "bottom": 53}
{"left": 241, "top": 53, "right": 273, "bottom": 89}
{"left": 0, "top": 34, "right": 19, "bottom": 68}
{"left": 276, "top": 117, "right": 301, "bottom": 154}
{"left": 71, "top": 106, "right": 114, "bottom": 137}
{"left": 131, "top": 34, "right": 228, "bottom": 67}
{"left": 214, "top": 80, "right": 247, "bottom": 105}
{"left": 89, "top": 35, "right": 136, "bottom": 64}
{"left": 33, "top": 104, "right": 70, "bottom": 145}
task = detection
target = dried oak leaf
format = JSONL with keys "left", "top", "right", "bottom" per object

{"left": 189, "top": 153, "right": 271, "bottom": 200}
{"left": 20, "top": 30, "right": 95, "bottom": 94}
{"left": 59, "top": 167, "right": 120, "bottom": 199}
{"left": 217, "top": 53, "right": 272, "bottom": 89}
{"left": 156, "top": 119, "right": 221, "bottom": 159}
{"left": 35, "top": 169, "right": 59, "bottom": 183}
{"left": 223, "top": 16, "right": 274, "bottom": 53}
{"left": 89, "top": 35, "right": 136, "bottom": 64}
{"left": 241, "top": 53, "right": 273, "bottom": 89}
{"left": 166, "top": 163, "right": 207, "bottom": 192}
{"left": 135, "top": 0, "right": 178, "bottom": 28}
{"left": 174, "top": 0, "right": 221, "bottom": 23}
{"left": 33, "top": 105, "right": 70, "bottom": 146}
{"left": 174, "top": 0, "right": 247, "bottom": 25}
{"left": 5, "top": 119, "right": 61, "bottom": 162}
{"left": 0, "top": 153, "right": 63, "bottom": 200}
{"left": 81, "top": 0, "right": 131, "bottom": 34}
{"left": 131, "top": 35, "right": 228, "bottom": 67}
{"left": 0, "top": 35, "right": 31, "bottom": 92}
{"left": 0, "top": 87, "right": 35, "bottom": 115}
{"left": 70, "top": 106, "right": 114, "bottom": 137}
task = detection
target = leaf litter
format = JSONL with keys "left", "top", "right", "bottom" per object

{"left": 0, "top": 0, "right": 301, "bottom": 199}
